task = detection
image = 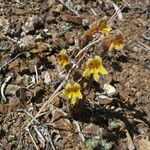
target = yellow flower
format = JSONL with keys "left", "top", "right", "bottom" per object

{"left": 57, "top": 49, "right": 70, "bottom": 68}
{"left": 110, "top": 34, "right": 125, "bottom": 50}
{"left": 83, "top": 56, "right": 108, "bottom": 82}
{"left": 98, "top": 19, "right": 111, "bottom": 36}
{"left": 85, "top": 19, "right": 111, "bottom": 37}
{"left": 61, "top": 82, "right": 83, "bottom": 105}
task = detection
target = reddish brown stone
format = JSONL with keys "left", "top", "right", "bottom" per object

{"left": 45, "top": 14, "right": 56, "bottom": 24}
{"left": 52, "top": 109, "right": 73, "bottom": 131}
{"left": 61, "top": 14, "right": 83, "bottom": 25}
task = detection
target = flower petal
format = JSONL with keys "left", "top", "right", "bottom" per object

{"left": 61, "top": 91, "right": 71, "bottom": 99}
{"left": 60, "top": 49, "right": 66, "bottom": 54}
{"left": 95, "top": 55, "right": 102, "bottom": 63}
{"left": 110, "top": 34, "right": 125, "bottom": 50}
{"left": 68, "top": 92, "right": 72, "bottom": 99}
{"left": 109, "top": 43, "right": 114, "bottom": 50}
{"left": 71, "top": 93, "right": 77, "bottom": 105}
{"left": 99, "top": 65, "right": 108, "bottom": 74}
{"left": 57, "top": 49, "right": 70, "bottom": 68}
{"left": 65, "top": 83, "right": 71, "bottom": 89}
{"left": 93, "top": 68, "right": 99, "bottom": 74}
{"left": 102, "top": 26, "right": 111, "bottom": 36}
{"left": 86, "top": 58, "right": 93, "bottom": 66}
{"left": 77, "top": 91, "right": 83, "bottom": 99}
{"left": 74, "top": 83, "right": 80, "bottom": 89}
{"left": 115, "top": 44, "right": 125, "bottom": 50}
{"left": 93, "top": 73, "right": 100, "bottom": 82}
{"left": 60, "top": 60, "right": 66, "bottom": 67}
{"left": 83, "top": 68, "right": 91, "bottom": 77}
{"left": 60, "top": 91, "right": 66, "bottom": 97}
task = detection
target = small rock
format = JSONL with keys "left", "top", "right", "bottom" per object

{"left": 45, "top": 14, "right": 56, "bottom": 24}
{"left": 55, "top": 37, "right": 67, "bottom": 48}
{"left": 22, "top": 19, "right": 34, "bottom": 33}
{"left": 64, "top": 32, "right": 75, "bottom": 45}
{"left": 0, "top": 18, "right": 9, "bottom": 34}
{"left": 22, "top": 15, "right": 44, "bottom": 33}
{"left": 25, "top": 52, "right": 31, "bottom": 58}
{"left": 82, "top": 123, "right": 100, "bottom": 136}
{"left": 96, "top": 94, "right": 113, "bottom": 105}
{"left": 19, "top": 35, "right": 36, "bottom": 49}
{"left": 43, "top": 71, "right": 51, "bottom": 85}
{"left": 139, "top": 139, "right": 150, "bottom": 150}
{"left": 32, "top": 42, "right": 48, "bottom": 53}
{"left": 0, "top": 104, "right": 9, "bottom": 114}
{"left": 51, "top": 109, "right": 72, "bottom": 131}
{"left": 0, "top": 138, "right": 13, "bottom": 150}
{"left": 5, "top": 84, "right": 20, "bottom": 95}
{"left": 43, "top": 28, "right": 51, "bottom": 36}
{"left": 12, "top": 8, "right": 26, "bottom": 15}
{"left": 82, "top": 19, "right": 90, "bottom": 27}
{"left": 38, "top": 42, "right": 48, "bottom": 51}
{"left": 47, "top": 0, "right": 55, "bottom": 7}
{"left": 103, "top": 84, "right": 117, "bottom": 97}
{"left": 8, "top": 135, "right": 15, "bottom": 142}
{"left": 52, "top": 4, "right": 63, "bottom": 14}
{"left": 36, "top": 34, "right": 44, "bottom": 40}
{"left": 62, "top": 14, "right": 83, "bottom": 25}
{"left": 0, "top": 40, "right": 12, "bottom": 51}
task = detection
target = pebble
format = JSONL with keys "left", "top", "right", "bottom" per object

{"left": 45, "top": 14, "right": 56, "bottom": 24}
{"left": 61, "top": 14, "right": 83, "bottom": 25}
{"left": 82, "top": 123, "right": 100, "bottom": 136}
{"left": 64, "top": 32, "right": 75, "bottom": 45}
{"left": 19, "top": 35, "right": 36, "bottom": 49}
{"left": 43, "top": 71, "right": 51, "bottom": 85}
{"left": 103, "top": 84, "right": 117, "bottom": 97}
{"left": 51, "top": 109, "right": 73, "bottom": 131}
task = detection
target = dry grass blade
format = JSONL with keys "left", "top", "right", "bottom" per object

{"left": 26, "top": 128, "right": 40, "bottom": 150}
{"left": 57, "top": 0, "right": 80, "bottom": 16}
{"left": 73, "top": 120, "right": 85, "bottom": 142}
{"left": 0, "top": 52, "right": 26, "bottom": 71}
{"left": 137, "top": 41, "right": 150, "bottom": 51}
{"left": 108, "top": 0, "right": 131, "bottom": 23}
{"left": 112, "top": 1, "right": 123, "bottom": 20}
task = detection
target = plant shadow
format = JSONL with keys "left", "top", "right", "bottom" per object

{"left": 70, "top": 98, "right": 150, "bottom": 144}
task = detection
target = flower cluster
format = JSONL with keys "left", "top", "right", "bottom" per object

{"left": 56, "top": 19, "right": 125, "bottom": 105}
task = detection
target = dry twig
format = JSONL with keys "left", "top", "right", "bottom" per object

{"left": 1, "top": 75, "right": 12, "bottom": 102}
